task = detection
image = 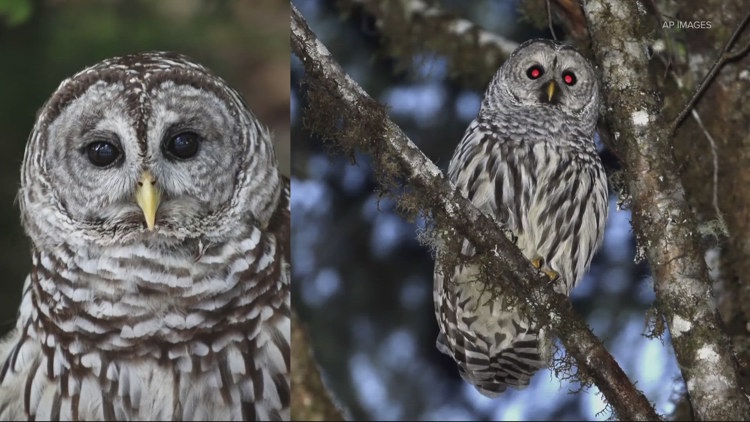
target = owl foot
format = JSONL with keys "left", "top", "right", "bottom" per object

{"left": 501, "top": 226, "right": 518, "bottom": 245}
{"left": 531, "top": 256, "right": 559, "bottom": 282}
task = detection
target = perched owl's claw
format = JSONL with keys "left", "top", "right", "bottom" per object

{"left": 531, "top": 255, "right": 559, "bottom": 282}
{"left": 501, "top": 227, "right": 518, "bottom": 245}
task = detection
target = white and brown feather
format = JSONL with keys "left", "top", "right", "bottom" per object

{"left": 0, "top": 52, "right": 289, "bottom": 420}
{"left": 434, "top": 39, "right": 607, "bottom": 397}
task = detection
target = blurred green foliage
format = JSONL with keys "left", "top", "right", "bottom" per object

{"left": 0, "top": 0, "right": 32, "bottom": 27}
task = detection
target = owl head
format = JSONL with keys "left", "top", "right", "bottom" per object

{"left": 482, "top": 38, "right": 600, "bottom": 125}
{"left": 19, "top": 52, "right": 281, "bottom": 249}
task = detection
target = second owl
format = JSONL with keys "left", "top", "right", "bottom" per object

{"left": 434, "top": 38, "right": 608, "bottom": 396}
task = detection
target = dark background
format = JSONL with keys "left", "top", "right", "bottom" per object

{"left": 0, "top": 0, "right": 290, "bottom": 341}
{"left": 291, "top": 1, "right": 682, "bottom": 420}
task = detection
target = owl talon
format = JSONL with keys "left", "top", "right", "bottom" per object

{"left": 502, "top": 228, "right": 518, "bottom": 245}
{"left": 542, "top": 267, "right": 560, "bottom": 282}
{"left": 531, "top": 255, "right": 559, "bottom": 282}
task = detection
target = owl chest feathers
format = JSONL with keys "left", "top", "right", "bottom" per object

{"left": 0, "top": 227, "right": 290, "bottom": 420}
{"left": 30, "top": 226, "right": 282, "bottom": 338}
{"left": 450, "top": 116, "right": 607, "bottom": 293}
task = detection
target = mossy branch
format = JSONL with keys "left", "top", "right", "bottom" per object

{"left": 292, "top": 4, "right": 658, "bottom": 420}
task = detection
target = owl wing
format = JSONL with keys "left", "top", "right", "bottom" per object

{"left": 243, "top": 175, "right": 290, "bottom": 420}
{"left": 434, "top": 118, "right": 546, "bottom": 396}
{"left": 0, "top": 275, "right": 51, "bottom": 420}
{"left": 434, "top": 265, "right": 544, "bottom": 397}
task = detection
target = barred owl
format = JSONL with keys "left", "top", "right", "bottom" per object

{"left": 434, "top": 39, "right": 608, "bottom": 396}
{"left": 0, "top": 52, "right": 290, "bottom": 420}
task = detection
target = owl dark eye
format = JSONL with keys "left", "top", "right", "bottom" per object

{"left": 165, "top": 131, "right": 201, "bottom": 160}
{"left": 86, "top": 141, "right": 121, "bottom": 167}
{"left": 526, "top": 65, "right": 544, "bottom": 79}
{"left": 562, "top": 71, "right": 577, "bottom": 86}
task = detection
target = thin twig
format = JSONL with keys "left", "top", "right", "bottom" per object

{"left": 546, "top": 0, "right": 558, "bottom": 41}
{"left": 671, "top": 9, "right": 750, "bottom": 133}
{"left": 725, "top": 38, "right": 750, "bottom": 60}
{"left": 659, "top": 40, "right": 727, "bottom": 230}
{"left": 690, "top": 109, "right": 727, "bottom": 230}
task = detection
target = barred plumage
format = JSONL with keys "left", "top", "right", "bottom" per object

{"left": 434, "top": 39, "right": 608, "bottom": 396}
{"left": 0, "top": 52, "right": 289, "bottom": 420}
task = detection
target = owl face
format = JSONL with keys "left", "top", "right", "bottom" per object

{"left": 490, "top": 39, "right": 600, "bottom": 119}
{"left": 20, "top": 52, "right": 280, "bottom": 248}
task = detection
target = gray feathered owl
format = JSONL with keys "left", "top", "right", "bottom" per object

{"left": 0, "top": 52, "right": 290, "bottom": 420}
{"left": 434, "top": 39, "right": 608, "bottom": 396}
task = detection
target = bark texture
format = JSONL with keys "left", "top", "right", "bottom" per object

{"left": 583, "top": 0, "right": 750, "bottom": 419}
{"left": 291, "top": 311, "right": 345, "bottom": 421}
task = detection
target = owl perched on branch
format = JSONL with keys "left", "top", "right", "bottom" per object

{"left": 434, "top": 39, "right": 608, "bottom": 396}
{"left": 0, "top": 52, "right": 290, "bottom": 420}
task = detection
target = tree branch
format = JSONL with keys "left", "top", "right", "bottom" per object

{"left": 339, "top": 0, "right": 518, "bottom": 84}
{"left": 292, "top": 4, "right": 658, "bottom": 420}
{"left": 291, "top": 311, "right": 345, "bottom": 421}
{"left": 582, "top": 0, "right": 750, "bottom": 419}
{"left": 670, "top": 9, "right": 750, "bottom": 134}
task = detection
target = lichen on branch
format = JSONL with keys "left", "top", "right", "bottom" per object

{"left": 582, "top": 0, "right": 750, "bottom": 420}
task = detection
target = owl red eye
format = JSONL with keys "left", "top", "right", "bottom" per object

{"left": 526, "top": 65, "right": 544, "bottom": 80}
{"left": 562, "top": 71, "right": 577, "bottom": 86}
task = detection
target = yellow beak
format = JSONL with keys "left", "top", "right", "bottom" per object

{"left": 135, "top": 171, "right": 161, "bottom": 231}
{"left": 547, "top": 80, "right": 557, "bottom": 103}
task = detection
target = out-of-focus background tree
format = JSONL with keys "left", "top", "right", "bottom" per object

{"left": 291, "top": 1, "right": 688, "bottom": 420}
{"left": 0, "top": 0, "right": 290, "bottom": 341}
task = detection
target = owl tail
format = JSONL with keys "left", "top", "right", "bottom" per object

{"left": 437, "top": 329, "right": 546, "bottom": 397}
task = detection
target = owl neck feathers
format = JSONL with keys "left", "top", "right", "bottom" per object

{"left": 18, "top": 207, "right": 287, "bottom": 373}
{"left": 479, "top": 92, "right": 599, "bottom": 138}
{"left": 476, "top": 103, "right": 598, "bottom": 152}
